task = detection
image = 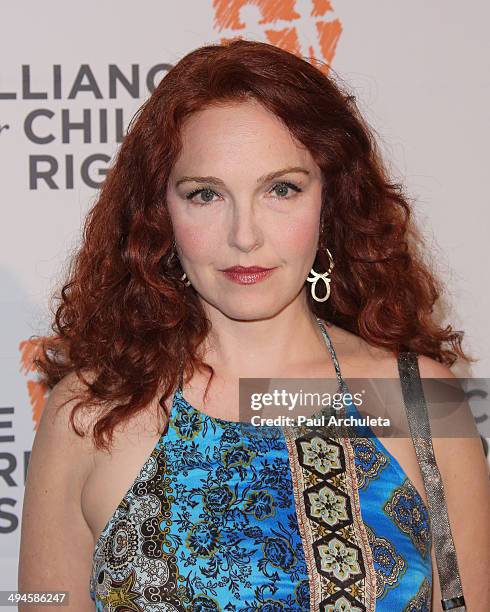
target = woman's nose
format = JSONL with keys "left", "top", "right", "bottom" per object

{"left": 227, "top": 205, "right": 263, "bottom": 253}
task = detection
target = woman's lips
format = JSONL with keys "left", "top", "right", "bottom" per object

{"left": 221, "top": 267, "right": 277, "bottom": 285}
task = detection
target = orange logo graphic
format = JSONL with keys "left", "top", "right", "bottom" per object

{"left": 212, "top": 0, "right": 342, "bottom": 74}
{"left": 19, "top": 338, "right": 49, "bottom": 429}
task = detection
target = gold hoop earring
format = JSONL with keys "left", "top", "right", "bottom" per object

{"left": 306, "top": 247, "right": 334, "bottom": 302}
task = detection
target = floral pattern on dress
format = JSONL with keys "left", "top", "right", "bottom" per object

{"left": 353, "top": 437, "right": 389, "bottom": 489}
{"left": 283, "top": 413, "right": 378, "bottom": 611}
{"left": 384, "top": 478, "right": 432, "bottom": 559}
{"left": 365, "top": 523, "right": 407, "bottom": 599}
{"left": 164, "top": 390, "right": 310, "bottom": 610}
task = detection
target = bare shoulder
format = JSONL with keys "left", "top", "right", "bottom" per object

{"left": 37, "top": 370, "right": 164, "bottom": 448}
{"left": 32, "top": 370, "right": 100, "bottom": 471}
{"left": 322, "top": 321, "right": 399, "bottom": 377}
{"left": 323, "top": 320, "right": 462, "bottom": 380}
{"left": 18, "top": 371, "right": 101, "bottom": 604}
{"left": 416, "top": 353, "right": 456, "bottom": 378}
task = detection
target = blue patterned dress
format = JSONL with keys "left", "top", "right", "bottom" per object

{"left": 90, "top": 318, "right": 432, "bottom": 610}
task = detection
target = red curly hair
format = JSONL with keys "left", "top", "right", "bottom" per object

{"left": 32, "top": 39, "right": 473, "bottom": 450}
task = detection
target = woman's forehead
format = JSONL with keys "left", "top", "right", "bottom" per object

{"left": 172, "top": 103, "right": 318, "bottom": 180}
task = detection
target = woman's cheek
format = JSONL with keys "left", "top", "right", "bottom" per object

{"left": 276, "top": 216, "right": 319, "bottom": 257}
{"left": 176, "top": 224, "right": 218, "bottom": 262}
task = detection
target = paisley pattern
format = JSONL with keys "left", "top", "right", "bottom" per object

{"left": 365, "top": 523, "right": 406, "bottom": 599}
{"left": 384, "top": 478, "right": 431, "bottom": 560}
{"left": 353, "top": 438, "right": 389, "bottom": 490}
{"left": 90, "top": 319, "right": 433, "bottom": 610}
{"left": 91, "top": 450, "right": 189, "bottom": 610}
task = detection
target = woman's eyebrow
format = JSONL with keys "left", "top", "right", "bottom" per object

{"left": 175, "top": 166, "right": 310, "bottom": 188}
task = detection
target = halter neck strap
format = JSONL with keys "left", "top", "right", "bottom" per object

{"left": 314, "top": 316, "right": 345, "bottom": 388}
{"left": 177, "top": 351, "right": 184, "bottom": 392}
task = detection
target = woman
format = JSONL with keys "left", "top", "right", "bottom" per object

{"left": 19, "top": 39, "right": 490, "bottom": 610}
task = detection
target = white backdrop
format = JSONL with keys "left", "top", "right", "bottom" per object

{"left": 1, "top": 0, "right": 489, "bottom": 600}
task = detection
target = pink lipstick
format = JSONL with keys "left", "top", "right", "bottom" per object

{"left": 221, "top": 266, "right": 277, "bottom": 285}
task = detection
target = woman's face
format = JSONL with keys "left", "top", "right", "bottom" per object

{"left": 166, "top": 99, "right": 324, "bottom": 321}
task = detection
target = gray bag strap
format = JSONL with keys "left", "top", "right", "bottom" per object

{"left": 397, "top": 351, "right": 466, "bottom": 611}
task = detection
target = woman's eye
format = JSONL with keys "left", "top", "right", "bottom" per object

{"left": 270, "top": 181, "right": 302, "bottom": 199}
{"left": 185, "top": 188, "right": 219, "bottom": 206}
{"left": 184, "top": 181, "right": 302, "bottom": 206}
